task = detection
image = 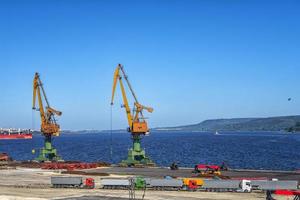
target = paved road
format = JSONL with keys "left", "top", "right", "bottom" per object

{"left": 84, "top": 167, "right": 300, "bottom": 181}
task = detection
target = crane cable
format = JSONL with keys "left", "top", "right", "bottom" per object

{"left": 110, "top": 105, "right": 113, "bottom": 163}
{"left": 31, "top": 109, "right": 36, "bottom": 155}
{"left": 31, "top": 109, "right": 35, "bottom": 132}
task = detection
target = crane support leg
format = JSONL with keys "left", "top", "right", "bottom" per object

{"left": 35, "top": 135, "right": 62, "bottom": 162}
{"left": 120, "top": 134, "right": 155, "bottom": 167}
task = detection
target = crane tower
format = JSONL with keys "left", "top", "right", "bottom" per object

{"left": 111, "top": 64, "right": 155, "bottom": 167}
{"left": 32, "top": 72, "right": 62, "bottom": 162}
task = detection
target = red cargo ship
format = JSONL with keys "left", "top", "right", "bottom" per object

{"left": 0, "top": 128, "right": 33, "bottom": 139}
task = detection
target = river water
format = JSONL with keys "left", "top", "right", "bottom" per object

{"left": 1, "top": 131, "right": 299, "bottom": 170}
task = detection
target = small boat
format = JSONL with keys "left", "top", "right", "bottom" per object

{"left": 215, "top": 131, "right": 219, "bottom": 135}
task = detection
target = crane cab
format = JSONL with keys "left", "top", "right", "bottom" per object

{"left": 132, "top": 122, "right": 149, "bottom": 134}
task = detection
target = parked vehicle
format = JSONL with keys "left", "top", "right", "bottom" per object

{"left": 100, "top": 178, "right": 130, "bottom": 189}
{"left": 251, "top": 180, "right": 298, "bottom": 191}
{"left": 201, "top": 179, "right": 252, "bottom": 192}
{"left": 170, "top": 162, "right": 179, "bottom": 170}
{"left": 51, "top": 177, "right": 95, "bottom": 189}
{"left": 194, "top": 164, "right": 222, "bottom": 176}
{"left": 100, "top": 177, "right": 252, "bottom": 192}
{"left": 265, "top": 189, "right": 300, "bottom": 200}
{"left": 148, "top": 179, "right": 183, "bottom": 190}
{"left": 182, "top": 178, "right": 204, "bottom": 190}
{"left": 51, "top": 176, "right": 298, "bottom": 193}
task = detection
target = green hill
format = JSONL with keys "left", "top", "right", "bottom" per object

{"left": 154, "top": 115, "right": 300, "bottom": 132}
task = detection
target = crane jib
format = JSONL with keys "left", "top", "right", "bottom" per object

{"left": 33, "top": 73, "right": 62, "bottom": 137}
{"left": 110, "top": 64, "right": 153, "bottom": 135}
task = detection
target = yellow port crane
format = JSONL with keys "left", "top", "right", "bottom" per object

{"left": 111, "top": 64, "right": 155, "bottom": 166}
{"left": 32, "top": 72, "right": 62, "bottom": 161}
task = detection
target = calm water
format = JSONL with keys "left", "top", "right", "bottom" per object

{"left": 0, "top": 132, "right": 299, "bottom": 170}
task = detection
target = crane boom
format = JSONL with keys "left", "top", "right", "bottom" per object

{"left": 110, "top": 64, "right": 155, "bottom": 167}
{"left": 33, "top": 73, "right": 61, "bottom": 136}
{"left": 33, "top": 76, "right": 46, "bottom": 124}
{"left": 32, "top": 72, "right": 63, "bottom": 162}
{"left": 111, "top": 64, "right": 153, "bottom": 134}
{"left": 112, "top": 66, "right": 133, "bottom": 127}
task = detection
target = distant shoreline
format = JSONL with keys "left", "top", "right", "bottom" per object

{"left": 17, "top": 115, "right": 300, "bottom": 135}
{"left": 45, "top": 130, "right": 300, "bottom": 135}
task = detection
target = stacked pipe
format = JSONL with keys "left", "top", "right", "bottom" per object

{"left": 41, "top": 162, "right": 98, "bottom": 170}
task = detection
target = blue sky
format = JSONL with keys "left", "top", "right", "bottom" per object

{"left": 0, "top": 0, "right": 299, "bottom": 130}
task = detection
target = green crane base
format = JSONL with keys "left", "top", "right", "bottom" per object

{"left": 35, "top": 148, "right": 62, "bottom": 162}
{"left": 34, "top": 135, "right": 63, "bottom": 162}
{"left": 119, "top": 135, "right": 155, "bottom": 167}
{"left": 119, "top": 148, "right": 155, "bottom": 167}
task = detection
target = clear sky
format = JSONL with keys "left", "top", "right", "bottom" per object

{"left": 0, "top": 0, "right": 299, "bottom": 130}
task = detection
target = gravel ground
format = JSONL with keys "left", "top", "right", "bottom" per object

{"left": 0, "top": 167, "right": 296, "bottom": 200}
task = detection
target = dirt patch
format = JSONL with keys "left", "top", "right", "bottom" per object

{"left": 62, "top": 170, "right": 110, "bottom": 176}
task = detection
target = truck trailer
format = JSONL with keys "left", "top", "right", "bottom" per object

{"left": 251, "top": 180, "right": 299, "bottom": 191}
{"left": 51, "top": 177, "right": 95, "bottom": 189}
{"left": 201, "top": 179, "right": 252, "bottom": 192}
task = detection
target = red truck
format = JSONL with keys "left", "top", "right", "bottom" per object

{"left": 51, "top": 177, "right": 95, "bottom": 189}
{"left": 194, "top": 164, "right": 222, "bottom": 176}
{"left": 195, "top": 164, "right": 220, "bottom": 171}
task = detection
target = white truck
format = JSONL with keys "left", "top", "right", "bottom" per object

{"left": 202, "top": 179, "right": 252, "bottom": 192}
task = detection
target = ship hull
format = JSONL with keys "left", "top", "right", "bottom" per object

{"left": 0, "top": 134, "right": 32, "bottom": 140}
